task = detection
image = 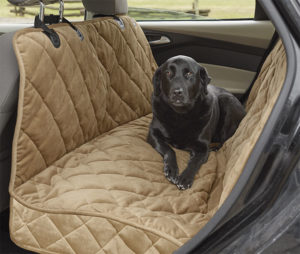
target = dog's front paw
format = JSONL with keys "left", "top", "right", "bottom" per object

{"left": 176, "top": 172, "right": 194, "bottom": 190}
{"left": 163, "top": 164, "right": 178, "bottom": 184}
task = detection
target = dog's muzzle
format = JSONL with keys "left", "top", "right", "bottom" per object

{"left": 170, "top": 88, "right": 185, "bottom": 106}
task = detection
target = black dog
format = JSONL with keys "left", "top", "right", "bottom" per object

{"left": 147, "top": 56, "right": 246, "bottom": 190}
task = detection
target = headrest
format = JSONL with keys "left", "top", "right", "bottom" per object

{"left": 82, "top": 0, "right": 128, "bottom": 15}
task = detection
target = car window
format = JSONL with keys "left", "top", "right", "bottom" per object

{"left": 0, "top": 0, "right": 256, "bottom": 24}
{"left": 127, "top": 0, "right": 256, "bottom": 20}
{"left": 0, "top": 0, "right": 85, "bottom": 24}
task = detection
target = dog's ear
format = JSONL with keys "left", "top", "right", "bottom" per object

{"left": 152, "top": 66, "right": 162, "bottom": 96}
{"left": 199, "top": 66, "right": 211, "bottom": 95}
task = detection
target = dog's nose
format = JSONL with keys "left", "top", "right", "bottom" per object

{"left": 173, "top": 88, "right": 183, "bottom": 96}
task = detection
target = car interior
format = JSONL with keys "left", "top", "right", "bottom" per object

{"left": 0, "top": 0, "right": 289, "bottom": 253}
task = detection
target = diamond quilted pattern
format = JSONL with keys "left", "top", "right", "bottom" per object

{"left": 12, "top": 16, "right": 156, "bottom": 186}
{"left": 11, "top": 199, "right": 180, "bottom": 254}
{"left": 10, "top": 14, "right": 286, "bottom": 254}
{"left": 13, "top": 115, "right": 218, "bottom": 243}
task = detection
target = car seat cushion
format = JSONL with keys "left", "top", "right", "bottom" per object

{"left": 11, "top": 114, "right": 220, "bottom": 250}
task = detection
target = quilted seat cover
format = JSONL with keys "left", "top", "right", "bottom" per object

{"left": 9, "top": 15, "right": 286, "bottom": 254}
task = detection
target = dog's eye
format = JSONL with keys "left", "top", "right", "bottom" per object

{"left": 185, "top": 71, "right": 193, "bottom": 78}
{"left": 166, "top": 70, "right": 171, "bottom": 77}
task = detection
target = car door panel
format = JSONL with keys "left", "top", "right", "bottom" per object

{"left": 201, "top": 63, "right": 256, "bottom": 94}
{"left": 140, "top": 20, "right": 274, "bottom": 48}
{"left": 140, "top": 20, "right": 275, "bottom": 95}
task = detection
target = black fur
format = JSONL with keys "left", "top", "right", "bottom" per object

{"left": 147, "top": 55, "right": 246, "bottom": 190}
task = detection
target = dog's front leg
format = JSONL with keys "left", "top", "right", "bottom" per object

{"left": 177, "top": 143, "right": 209, "bottom": 190}
{"left": 147, "top": 128, "right": 179, "bottom": 184}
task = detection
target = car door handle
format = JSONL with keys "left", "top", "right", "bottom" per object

{"left": 148, "top": 35, "right": 171, "bottom": 46}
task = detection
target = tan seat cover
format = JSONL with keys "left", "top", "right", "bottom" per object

{"left": 9, "top": 16, "right": 286, "bottom": 254}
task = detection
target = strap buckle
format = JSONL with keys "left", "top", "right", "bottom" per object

{"left": 35, "top": 0, "right": 84, "bottom": 48}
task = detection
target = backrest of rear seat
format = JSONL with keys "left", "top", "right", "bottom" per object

{"left": 218, "top": 40, "right": 286, "bottom": 207}
{"left": 11, "top": 16, "right": 157, "bottom": 187}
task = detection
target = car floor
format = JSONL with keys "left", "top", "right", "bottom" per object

{"left": 0, "top": 209, "right": 32, "bottom": 254}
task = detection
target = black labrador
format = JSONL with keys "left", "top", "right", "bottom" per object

{"left": 147, "top": 55, "right": 246, "bottom": 190}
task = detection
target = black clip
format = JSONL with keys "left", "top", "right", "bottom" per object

{"left": 34, "top": 15, "right": 84, "bottom": 48}
{"left": 93, "top": 14, "right": 125, "bottom": 30}
{"left": 62, "top": 17, "right": 84, "bottom": 41}
{"left": 43, "top": 14, "right": 61, "bottom": 25}
{"left": 113, "top": 16, "right": 125, "bottom": 30}
{"left": 34, "top": 15, "right": 60, "bottom": 48}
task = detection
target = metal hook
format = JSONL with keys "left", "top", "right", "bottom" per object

{"left": 39, "top": 0, "right": 45, "bottom": 22}
{"left": 59, "top": 0, "right": 64, "bottom": 22}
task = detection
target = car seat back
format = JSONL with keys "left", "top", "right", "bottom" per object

{"left": 218, "top": 41, "right": 286, "bottom": 206}
{"left": 10, "top": 15, "right": 157, "bottom": 188}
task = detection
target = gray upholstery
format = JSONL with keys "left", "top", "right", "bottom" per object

{"left": 82, "top": 0, "right": 128, "bottom": 15}
{"left": 0, "top": 32, "right": 19, "bottom": 211}
{"left": 0, "top": 32, "right": 19, "bottom": 135}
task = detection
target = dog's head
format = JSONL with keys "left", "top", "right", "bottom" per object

{"left": 152, "top": 55, "right": 211, "bottom": 114}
